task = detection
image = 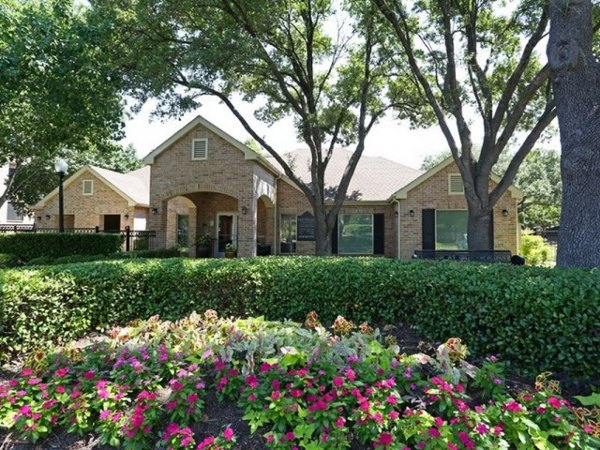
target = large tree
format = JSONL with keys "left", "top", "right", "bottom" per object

{"left": 89, "top": 0, "right": 419, "bottom": 255}
{"left": 0, "top": 0, "right": 125, "bottom": 212}
{"left": 548, "top": 0, "right": 600, "bottom": 268}
{"left": 374, "top": 0, "right": 557, "bottom": 250}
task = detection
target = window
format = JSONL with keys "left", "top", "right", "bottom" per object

{"left": 192, "top": 139, "right": 208, "bottom": 160}
{"left": 338, "top": 214, "right": 373, "bottom": 254}
{"left": 82, "top": 179, "right": 93, "bottom": 195}
{"left": 280, "top": 214, "right": 297, "bottom": 253}
{"left": 6, "top": 202, "right": 23, "bottom": 222}
{"left": 177, "top": 214, "right": 189, "bottom": 247}
{"left": 436, "top": 210, "right": 468, "bottom": 250}
{"left": 448, "top": 174, "right": 464, "bottom": 195}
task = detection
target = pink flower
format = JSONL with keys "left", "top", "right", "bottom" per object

{"left": 222, "top": 427, "right": 234, "bottom": 441}
{"left": 476, "top": 423, "right": 488, "bottom": 434}
{"left": 111, "top": 412, "right": 122, "bottom": 422}
{"left": 70, "top": 390, "right": 82, "bottom": 399}
{"left": 187, "top": 393, "right": 199, "bottom": 403}
{"left": 197, "top": 436, "right": 215, "bottom": 449}
{"left": 548, "top": 397, "right": 562, "bottom": 408}
{"left": 19, "top": 405, "right": 32, "bottom": 417}
{"left": 375, "top": 432, "right": 393, "bottom": 446}
{"left": 286, "top": 431, "right": 295, "bottom": 441}
{"left": 429, "top": 427, "right": 441, "bottom": 438}
{"left": 54, "top": 367, "right": 69, "bottom": 377}
{"left": 503, "top": 401, "right": 522, "bottom": 413}
{"left": 166, "top": 401, "right": 178, "bottom": 410}
{"left": 28, "top": 378, "right": 41, "bottom": 385}
{"left": 290, "top": 389, "right": 302, "bottom": 398}
{"left": 83, "top": 370, "right": 95, "bottom": 380}
{"left": 448, "top": 444, "right": 458, "bottom": 450}
{"left": 335, "top": 417, "right": 346, "bottom": 428}
{"left": 386, "top": 395, "right": 397, "bottom": 405}
{"left": 333, "top": 377, "right": 344, "bottom": 387}
{"left": 100, "top": 410, "right": 112, "bottom": 420}
{"left": 21, "top": 368, "right": 34, "bottom": 377}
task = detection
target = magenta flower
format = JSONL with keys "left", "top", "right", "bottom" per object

{"left": 548, "top": 397, "right": 562, "bottom": 408}
{"left": 333, "top": 376, "right": 344, "bottom": 387}
{"left": 286, "top": 431, "right": 295, "bottom": 441}
{"left": 375, "top": 432, "right": 393, "bottom": 446}
{"left": 27, "top": 378, "right": 41, "bottom": 385}
{"left": 54, "top": 367, "right": 69, "bottom": 377}
{"left": 335, "top": 417, "right": 346, "bottom": 428}
{"left": 476, "top": 423, "right": 488, "bottom": 434}
{"left": 386, "top": 395, "right": 397, "bottom": 405}
{"left": 222, "top": 427, "right": 234, "bottom": 441}
{"left": 187, "top": 393, "right": 199, "bottom": 403}
{"left": 21, "top": 368, "right": 34, "bottom": 377}
{"left": 197, "top": 436, "right": 215, "bottom": 450}
{"left": 429, "top": 427, "right": 441, "bottom": 438}
{"left": 100, "top": 409, "right": 112, "bottom": 420}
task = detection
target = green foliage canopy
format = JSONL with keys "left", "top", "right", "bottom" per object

{"left": 0, "top": 0, "right": 128, "bottom": 211}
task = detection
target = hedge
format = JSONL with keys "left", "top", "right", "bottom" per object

{"left": 0, "top": 233, "right": 122, "bottom": 261}
{"left": 25, "top": 248, "right": 182, "bottom": 266}
{"left": 0, "top": 257, "right": 598, "bottom": 379}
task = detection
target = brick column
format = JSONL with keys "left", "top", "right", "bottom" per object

{"left": 237, "top": 196, "right": 256, "bottom": 257}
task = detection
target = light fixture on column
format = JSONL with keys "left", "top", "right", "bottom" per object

{"left": 502, "top": 209, "right": 509, "bottom": 217}
{"left": 241, "top": 206, "right": 247, "bottom": 215}
{"left": 409, "top": 209, "right": 415, "bottom": 217}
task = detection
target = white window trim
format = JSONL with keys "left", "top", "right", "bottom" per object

{"left": 6, "top": 202, "right": 24, "bottom": 223}
{"left": 82, "top": 179, "right": 94, "bottom": 196}
{"left": 191, "top": 138, "right": 208, "bottom": 161}
{"left": 435, "top": 209, "right": 468, "bottom": 250}
{"left": 448, "top": 173, "right": 464, "bottom": 195}
{"left": 338, "top": 213, "right": 374, "bottom": 255}
{"left": 280, "top": 214, "right": 297, "bottom": 254}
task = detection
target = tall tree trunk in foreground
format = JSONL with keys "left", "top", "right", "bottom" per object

{"left": 548, "top": 0, "right": 600, "bottom": 268}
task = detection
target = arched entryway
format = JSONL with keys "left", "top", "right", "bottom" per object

{"left": 256, "top": 195, "right": 275, "bottom": 255}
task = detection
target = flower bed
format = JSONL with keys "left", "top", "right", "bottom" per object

{"left": 1, "top": 311, "right": 597, "bottom": 449}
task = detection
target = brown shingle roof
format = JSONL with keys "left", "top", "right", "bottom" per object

{"left": 269, "top": 148, "right": 423, "bottom": 201}
{"left": 91, "top": 166, "right": 150, "bottom": 206}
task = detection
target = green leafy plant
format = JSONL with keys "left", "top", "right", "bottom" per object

{"left": 196, "top": 235, "right": 215, "bottom": 248}
{"left": 519, "top": 232, "right": 555, "bottom": 266}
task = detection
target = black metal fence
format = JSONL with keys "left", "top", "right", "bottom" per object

{"left": 0, "top": 225, "right": 156, "bottom": 251}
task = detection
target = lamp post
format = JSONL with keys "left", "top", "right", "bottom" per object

{"left": 55, "top": 159, "right": 68, "bottom": 232}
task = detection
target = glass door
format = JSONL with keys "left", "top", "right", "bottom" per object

{"left": 216, "top": 213, "right": 238, "bottom": 257}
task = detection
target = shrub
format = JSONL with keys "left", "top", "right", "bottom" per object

{"left": 25, "top": 248, "right": 181, "bottom": 266}
{"left": 0, "top": 258, "right": 598, "bottom": 379}
{"left": 519, "top": 232, "right": 555, "bottom": 266}
{"left": 0, "top": 233, "right": 121, "bottom": 261}
{"left": 0, "top": 253, "right": 19, "bottom": 268}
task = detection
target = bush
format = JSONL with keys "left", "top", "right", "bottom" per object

{"left": 25, "top": 248, "right": 182, "bottom": 266}
{"left": 0, "top": 233, "right": 121, "bottom": 261}
{"left": 519, "top": 232, "right": 555, "bottom": 266}
{"left": 0, "top": 258, "right": 598, "bottom": 378}
{"left": 0, "top": 253, "right": 19, "bottom": 268}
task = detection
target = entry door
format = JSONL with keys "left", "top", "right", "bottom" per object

{"left": 216, "top": 213, "right": 238, "bottom": 257}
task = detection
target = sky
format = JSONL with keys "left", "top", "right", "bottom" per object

{"left": 123, "top": 96, "right": 467, "bottom": 170}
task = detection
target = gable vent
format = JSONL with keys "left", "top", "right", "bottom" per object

{"left": 192, "top": 139, "right": 208, "bottom": 160}
{"left": 82, "top": 180, "right": 93, "bottom": 195}
{"left": 448, "top": 174, "right": 464, "bottom": 194}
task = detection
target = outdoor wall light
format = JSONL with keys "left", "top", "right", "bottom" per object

{"left": 241, "top": 206, "right": 248, "bottom": 215}
{"left": 502, "top": 209, "right": 509, "bottom": 217}
{"left": 394, "top": 211, "right": 399, "bottom": 218}
{"left": 37, "top": 216, "right": 42, "bottom": 221}
{"left": 409, "top": 209, "right": 415, "bottom": 217}
{"left": 45, "top": 214, "right": 51, "bottom": 220}
{"left": 124, "top": 211, "right": 130, "bottom": 220}
{"left": 151, "top": 208, "right": 158, "bottom": 215}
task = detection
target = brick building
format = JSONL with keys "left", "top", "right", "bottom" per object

{"left": 144, "top": 116, "right": 521, "bottom": 258}
{"left": 32, "top": 115, "right": 521, "bottom": 258}
{"left": 32, "top": 166, "right": 150, "bottom": 231}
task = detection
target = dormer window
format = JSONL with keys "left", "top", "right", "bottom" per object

{"left": 192, "top": 139, "right": 208, "bottom": 160}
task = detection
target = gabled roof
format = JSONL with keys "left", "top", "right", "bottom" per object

{"left": 391, "top": 156, "right": 523, "bottom": 200}
{"left": 32, "top": 165, "right": 151, "bottom": 209}
{"left": 142, "top": 115, "right": 282, "bottom": 175}
{"left": 268, "top": 148, "right": 423, "bottom": 202}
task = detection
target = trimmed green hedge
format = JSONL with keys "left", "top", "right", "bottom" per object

{"left": 25, "top": 248, "right": 182, "bottom": 266}
{"left": 1, "top": 257, "right": 598, "bottom": 378}
{"left": 0, "top": 233, "right": 122, "bottom": 261}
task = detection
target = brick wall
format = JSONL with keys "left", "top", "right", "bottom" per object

{"left": 147, "top": 122, "right": 279, "bottom": 256}
{"left": 397, "top": 162, "right": 519, "bottom": 259}
{"left": 33, "top": 170, "right": 142, "bottom": 230}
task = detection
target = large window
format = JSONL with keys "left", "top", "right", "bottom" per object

{"left": 338, "top": 214, "right": 373, "bottom": 254}
{"left": 436, "top": 210, "right": 468, "bottom": 250}
{"left": 280, "top": 214, "right": 297, "bottom": 253}
{"left": 6, "top": 203, "right": 23, "bottom": 222}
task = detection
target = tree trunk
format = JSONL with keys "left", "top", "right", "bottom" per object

{"left": 313, "top": 205, "right": 332, "bottom": 256}
{"left": 548, "top": 0, "right": 600, "bottom": 268}
{"left": 466, "top": 198, "right": 492, "bottom": 251}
